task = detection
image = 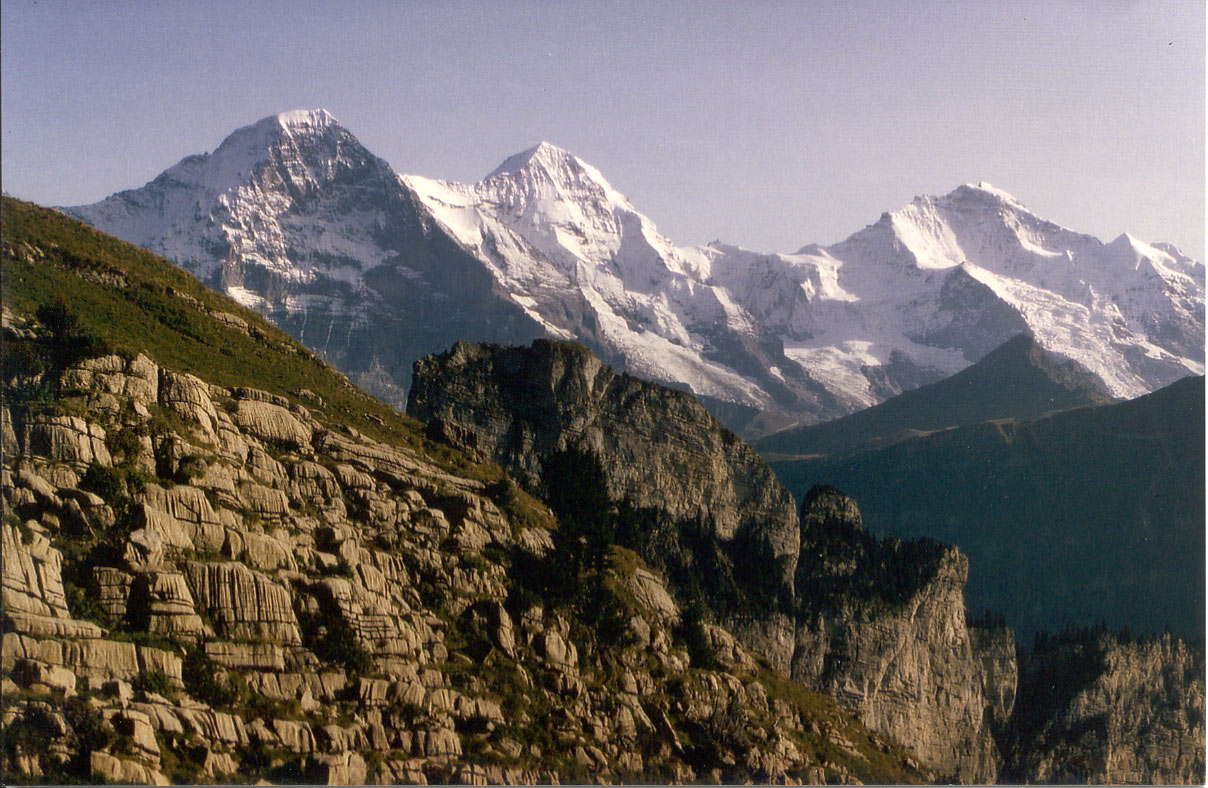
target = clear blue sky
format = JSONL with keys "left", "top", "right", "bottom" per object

{"left": 3, "top": 1, "right": 1204, "bottom": 258}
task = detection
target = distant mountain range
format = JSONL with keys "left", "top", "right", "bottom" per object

{"left": 66, "top": 110, "right": 1205, "bottom": 436}
{"left": 767, "top": 373, "right": 1205, "bottom": 642}
{"left": 755, "top": 332, "right": 1118, "bottom": 458}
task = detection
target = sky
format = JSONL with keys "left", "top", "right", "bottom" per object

{"left": 2, "top": 1, "right": 1204, "bottom": 259}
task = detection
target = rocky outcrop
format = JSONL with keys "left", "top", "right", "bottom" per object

{"left": 17, "top": 413, "right": 112, "bottom": 468}
{"left": 408, "top": 343, "right": 1014, "bottom": 782}
{"left": 409, "top": 339, "right": 801, "bottom": 666}
{"left": 792, "top": 485, "right": 1001, "bottom": 783}
{"left": 410, "top": 339, "right": 798, "bottom": 553}
{"left": 2, "top": 518, "right": 105, "bottom": 639}
{"left": 1002, "top": 632, "right": 1206, "bottom": 784}
{"left": 231, "top": 398, "right": 313, "bottom": 450}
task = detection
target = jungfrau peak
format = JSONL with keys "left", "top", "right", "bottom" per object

{"left": 757, "top": 180, "right": 1205, "bottom": 406}
{"left": 66, "top": 111, "right": 1205, "bottom": 435}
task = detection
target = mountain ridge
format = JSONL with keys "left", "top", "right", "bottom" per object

{"left": 768, "top": 373, "right": 1206, "bottom": 643}
{"left": 65, "top": 109, "right": 1205, "bottom": 437}
{"left": 756, "top": 332, "right": 1120, "bottom": 459}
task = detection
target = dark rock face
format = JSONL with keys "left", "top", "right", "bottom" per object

{"left": 409, "top": 339, "right": 801, "bottom": 666}
{"left": 911, "top": 265, "right": 1034, "bottom": 363}
{"left": 409, "top": 340, "right": 796, "bottom": 546}
{"left": 1002, "top": 633, "right": 1205, "bottom": 784}
{"left": 409, "top": 343, "right": 1009, "bottom": 782}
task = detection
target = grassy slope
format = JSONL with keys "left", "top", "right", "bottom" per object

{"left": 1, "top": 197, "right": 499, "bottom": 482}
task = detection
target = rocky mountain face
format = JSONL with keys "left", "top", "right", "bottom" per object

{"left": 769, "top": 374, "right": 1206, "bottom": 644}
{"left": 1001, "top": 631, "right": 1205, "bottom": 784}
{"left": 2, "top": 198, "right": 938, "bottom": 785}
{"left": 791, "top": 486, "right": 1006, "bottom": 784}
{"left": 408, "top": 338, "right": 801, "bottom": 668}
{"left": 6, "top": 198, "right": 1203, "bottom": 786}
{"left": 756, "top": 332, "right": 1118, "bottom": 459}
{"left": 64, "top": 110, "right": 546, "bottom": 406}
{"left": 67, "top": 111, "right": 1204, "bottom": 438}
{"left": 407, "top": 340, "right": 1011, "bottom": 781}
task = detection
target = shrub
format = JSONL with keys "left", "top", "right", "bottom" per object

{"left": 298, "top": 608, "right": 375, "bottom": 675}
{"left": 36, "top": 299, "right": 111, "bottom": 377}
{"left": 182, "top": 644, "right": 244, "bottom": 709}
{"left": 132, "top": 668, "right": 175, "bottom": 698}
{"left": 79, "top": 462, "right": 127, "bottom": 502}
{"left": 65, "top": 695, "right": 114, "bottom": 754}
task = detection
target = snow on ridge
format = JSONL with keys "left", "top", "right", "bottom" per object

{"left": 454, "top": 145, "right": 1203, "bottom": 409}
{"left": 962, "top": 181, "right": 1024, "bottom": 204}
{"left": 485, "top": 141, "right": 567, "bottom": 179}
{"left": 64, "top": 112, "right": 1204, "bottom": 423}
{"left": 275, "top": 108, "right": 338, "bottom": 129}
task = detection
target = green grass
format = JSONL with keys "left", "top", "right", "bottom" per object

{"left": 754, "top": 665, "right": 930, "bottom": 784}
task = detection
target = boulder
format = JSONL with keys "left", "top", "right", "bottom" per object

{"left": 182, "top": 561, "right": 302, "bottom": 644}
{"left": 233, "top": 399, "right": 313, "bottom": 450}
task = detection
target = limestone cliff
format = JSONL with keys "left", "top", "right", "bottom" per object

{"left": 409, "top": 339, "right": 801, "bottom": 667}
{"left": 1002, "top": 631, "right": 1206, "bottom": 784}
{"left": 791, "top": 485, "right": 1003, "bottom": 783}
{"left": 0, "top": 340, "right": 928, "bottom": 786}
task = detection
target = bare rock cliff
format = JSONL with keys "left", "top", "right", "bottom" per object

{"left": 408, "top": 343, "right": 1009, "bottom": 783}
{"left": 409, "top": 339, "right": 801, "bottom": 668}
{"left": 791, "top": 485, "right": 1004, "bottom": 783}
{"left": 1003, "top": 632, "right": 1206, "bottom": 784}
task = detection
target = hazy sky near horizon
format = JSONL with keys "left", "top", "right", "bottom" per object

{"left": 3, "top": 1, "right": 1204, "bottom": 258}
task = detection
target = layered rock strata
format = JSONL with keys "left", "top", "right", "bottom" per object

{"left": 1, "top": 342, "right": 930, "bottom": 785}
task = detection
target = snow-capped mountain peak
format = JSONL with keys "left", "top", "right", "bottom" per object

{"left": 962, "top": 181, "right": 1023, "bottom": 204}
{"left": 481, "top": 141, "right": 632, "bottom": 211}
{"left": 194, "top": 108, "right": 352, "bottom": 187}
{"left": 65, "top": 108, "right": 395, "bottom": 289}
{"left": 274, "top": 108, "right": 339, "bottom": 131}
{"left": 486, "top": 140, "right": 574, "bottom": 178}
